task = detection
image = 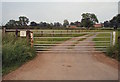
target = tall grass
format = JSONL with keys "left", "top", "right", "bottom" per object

{"left": 2, "top": 33, "right": 36, "bottom": 75}
{"left": 106, "top": 30, "right": 120, "bottom": 61}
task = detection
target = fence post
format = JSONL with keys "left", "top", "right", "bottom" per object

{"left": 41, "top": 31, "right": 43, "bottom": 36}
{"left": 113, "top": 31, "right": 116, "bottom": 46}
{"left": 26, "top": 30, "right": 30, "bottom": 41}
{"left": 61, "top": 31, "right": 62, "bottom": 36}
{"left": 110, "top": 32, "right": 112, "bottom": 46}
{"left": 2, "top": 27, "right": 6, "bottom": 36}
{"left": 30, "top": 32, "right": 34, "bottom": 47}
{"left": 15, "top": 29, "right": 18, "bottom": 37}
{"left": 53, "top": 30, "right": 54, "bottom": 36}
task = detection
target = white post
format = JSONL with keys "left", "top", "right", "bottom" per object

{"left": 113, "top": 31, "right": 116, "bottom": 46}
{"left": 30, "top": 32, "right": 34, "bottom": 47}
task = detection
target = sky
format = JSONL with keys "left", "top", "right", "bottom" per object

{"left": 1, "top": 0, "right": 120, "bottom": 25}
{"left": 118, "top": 1, "right": 120, "bottom": 14}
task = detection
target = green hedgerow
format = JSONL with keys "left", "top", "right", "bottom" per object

{"left": 2, "top": 33, "right": 36, "bottom": 75}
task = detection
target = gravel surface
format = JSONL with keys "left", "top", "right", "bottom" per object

{"left": 3, "top": 34, "right": 118, "bottom": 80}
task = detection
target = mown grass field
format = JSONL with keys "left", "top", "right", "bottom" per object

{"left": 34, "top": 34, "right": 87, "bottom": 44}
{"left": 33, "top": 30, "right": 89, "bottom": 50}
{"left": 32, "top": 30, "right": 112, "bottom": 49}
{"left": 93, "top": 33, "right": 111, "bottom": 47}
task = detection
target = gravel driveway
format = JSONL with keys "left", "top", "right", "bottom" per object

{"left": 3, "top": 34, "right": 118, "bottom": 80}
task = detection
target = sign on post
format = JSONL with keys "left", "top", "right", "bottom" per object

{"left": 20, "top": 31, "right": 26, "bottom": 37}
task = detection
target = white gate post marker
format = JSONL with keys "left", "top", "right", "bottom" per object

{"left": 30, "top": 32, "right": 34, "bottom": 47}
{"left": 113, "top": 31, "right": 116, "bottom": 46}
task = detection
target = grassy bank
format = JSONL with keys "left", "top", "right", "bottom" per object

{"left": 2, "top": 33, "right": 36, "bottom": 75}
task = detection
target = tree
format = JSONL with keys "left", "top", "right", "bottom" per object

{"left": 19, "top": 16, "right": 29, "bottom": 26}
{"left": 74, "top": 21, "right": 81, "bottom": 27}
{"left": 70, "top": 22, "right": 75, "bottom": 25}
{"left": 81, "top": 18, "right": 93, "bottom": 28}
{"left": 103, "top": 21, "right": 110, "bottom": 27}
{"left": 30, "top": 21, "right": 38, "bottom": 26}
{"left": 15, "top": 21, "right": 21, "bottom": 26}
{"left": 63, "top": 19, "right": 69, "bottom": 27}
{"left": 109, "top": 14, "right": 120, "bottom": 29}
{"left": 5, "top": 16, "right": 29, "bottom": 28}
{"left": 5, "top": 20, "right": 16, "bottom": 27}
{"left": 54, "top": 22, "right": 62, "bottom": 27}
{"left": 81, "top": 13, "right": 98, "bottom": 28}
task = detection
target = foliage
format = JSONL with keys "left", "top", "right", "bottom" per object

{"left": 104, "top": 14, "right": 120, "bottom": 29}
{"left": 106, "top": 43, "right": 120, "bottom": 61}
{"left": 5, "top": 16, "right": 29, "bottom": 28}
{"left": 81, "top": 13, "right": 98, "bottom": 28}
{"left": 19, "top": 16, "right": 29, "bottom": 26}
{"left": 63, "top": 19, "right": 69, "bottom": 27}
{"left": 104, "top": 30, "right": 120, "bottom": 61}
{"left": 2, "top": 33, "right": 36, "bottom": 75}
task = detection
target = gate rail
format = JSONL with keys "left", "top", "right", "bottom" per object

{"left": 33, "top": 30, "right": 113, "bottom": 53}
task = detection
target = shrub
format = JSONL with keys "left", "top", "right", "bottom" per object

{"left": 106, "top": 43, "right": 120, "bottom": 61}
{"left": 2, "top": 33, "right": 36, "bottom": 75}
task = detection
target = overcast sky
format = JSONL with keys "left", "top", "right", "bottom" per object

{"left": 1, "top": 0, "right": 120, "bottom": 25}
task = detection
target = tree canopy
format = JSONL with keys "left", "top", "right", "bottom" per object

{"left": 5, "top": 16, "right": 29, "bottom": 28}
{"left": 103, "top": 14, "right": 120, "bottom": 29}
{"left": 81, "top": 13, "right": 98, "bottom": 28}
{"left": 19, "top": 16, "right": 29, "bottom": 26}
{"left": 63, "top": 19, "right": 69, "bottom": 27}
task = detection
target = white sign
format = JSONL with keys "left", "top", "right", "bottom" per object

{"left": 20, "top": 31, "right": 26, "bottom": 37}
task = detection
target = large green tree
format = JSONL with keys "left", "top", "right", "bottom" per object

{"left": 81, "top": 13, "right": 98, "bottom": 28}
{"left": 19, "top": 16, "right": 29, "bottom": 26}
{"left": 6, "top": 20, "right": 16, "bottom": 27}
{"left": 5, "top": 16, "right": 29, "bottom": 28}
{"left": 63, "top": 19, "right": 69, "bottom": 27}
{"left": 109, "top": 14, "right": 120, "bottom": 29}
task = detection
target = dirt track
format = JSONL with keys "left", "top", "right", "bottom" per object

{"left": 3, "top": 34, "right": 118, "bottom": 80}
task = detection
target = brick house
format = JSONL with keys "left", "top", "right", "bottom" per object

{"left": 94, "top": 24, "right": 103, "bottom": 28}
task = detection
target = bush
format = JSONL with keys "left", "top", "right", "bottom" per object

{"left": 2, "top": 33, "right": 36, "bottom": 75}
{"left": 106, "top": 43, "right": 120, "bottom": 61}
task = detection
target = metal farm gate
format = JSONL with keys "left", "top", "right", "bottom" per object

{"left": 33, "top": 30, "right": 114, "bottom": 53}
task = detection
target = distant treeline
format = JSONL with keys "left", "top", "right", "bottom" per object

{"left": 3, "top": 13, "right": 120, "bottom": 29}
{"left": 103, "top": 14, "right": 120, "bottom": 29}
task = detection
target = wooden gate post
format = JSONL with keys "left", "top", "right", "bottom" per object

{"left": 15, "top": 28, "right": 18, "bottom": 38}
{"left": 2, "top": 27, "right": 6, "bottom": 36}
{"left": 26, "top": 30, "right": 30, "bottom": 40}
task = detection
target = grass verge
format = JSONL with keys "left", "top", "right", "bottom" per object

{"left": 2, "top": 33, "right": 36, "bottom": 75}
{"left": 106, "top": 30, "right": 120, "bottom": 61}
